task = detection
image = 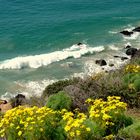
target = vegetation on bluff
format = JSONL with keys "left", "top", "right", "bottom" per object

{"left": 0, "top": 51, "right": 140, "bottom": 139}
{"left": 0, "top": 96, "right": 133, "bottom": 140}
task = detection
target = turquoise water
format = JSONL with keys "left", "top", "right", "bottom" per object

{"left": 0, "top": 0, "right": 140, "bottom": 98}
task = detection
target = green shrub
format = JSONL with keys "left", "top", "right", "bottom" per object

{"left": 46, "top": 91, "right": 72, "bottom": 110}
{"left": 133, "top": 79, "right": 140, "bottom": 91}
{"left": 118, "top": 120, "right": 140, "bottom": 139}
{"left": 83, "top": 119, "right": 105, "bottom": 139}
{"left": 106, "top": 113, "right": 133, "bottom": 135}
{"left": 123, "top": 73, "right": 140, "bottom": 91}
{"left": 42, "top": 78, "right": 78, "bottom": 98}
{"left": 123, "top": 73, "right": 140, "bottom": 84}
{"left": 123, "top": 73, "right": 136, "bottom": 84}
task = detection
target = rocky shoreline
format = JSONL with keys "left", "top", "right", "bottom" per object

{"left": 0, "top": 27, "right": 140, "bottom": 113}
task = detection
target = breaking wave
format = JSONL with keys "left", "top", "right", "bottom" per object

{"left": 0, "top": 44, "right": 105, "bottom": 69}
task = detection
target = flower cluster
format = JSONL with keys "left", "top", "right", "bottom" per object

{"left": 62, "top": 109, "right": 90, "bottom": 139}
{"left": 0, "top": 96, "right": 129, "bottom": 140}
{"left": 86, "top": 96, "right": 127, "bottom": 128}
{"left": 125, "top": 64, "right": 140, "bottom": 73}
{"left": 0, "top": 106, "right": 59, "bottom": 139}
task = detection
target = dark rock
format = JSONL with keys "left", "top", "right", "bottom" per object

{"left": 11, "top": 94, "right": 26, "bottom": 107}
{"left": 0, "top": 100, "right": 7, "bottom": 104}
{"left": 126, "top": 48, "right": 138, "bottom": 56}
{"left": 109, "top": 64, "right": 114, "bottom": 67}
{"left": 121, "top": 57, "right": 129, "bottom": 61}
{"left": 77, "top": 42, "right": 83, "bottom": 46}
{"left": 114, "top": 55, "right": 120, "bottom": 58}
{"left": 132, "top": 26, "right": 140, "bottom": 32}
{"left": 120, "top": 30, "right": 133, "bottom": 36}
{"left": 132, "top": 49, "right": 140, "bottom": 58}
{"left": 15, "top": 94, "right": 25, "bottom": 99}
{"left": 95, "top": 59, "right": 107, "bottom": 66}
{"left": 3, "top": 100, "right": 7, "bottom": 104}
{"left": 125, "top": 45, "right": 131, "bottom": 49}
{"left": 113, "top": 55, "right": 129, "bottom": 60}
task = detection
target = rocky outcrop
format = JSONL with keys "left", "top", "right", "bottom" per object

{"left": 114, "top": 55, "right": 120, "bottom": 58}
{"left": 77, "top": 42, "right": 83, "bottom": 46}
{"left": 126, "top": 48, "right": 138, "bottom": 56}
{"left": 109, "top": 64, "right": 114, "bottom": 67}
{"left": 121, "top": 57, "right": 129, "bottom": 61}
{"left": 132, "top": 27, "right": 140, "bottom": 32}
{"left": 11, "top": 94, "right": 26, "bottom": 107}
{"left": 125, "top": 45, "right": 131, "bottom": 49}
{"left": 95, "top": 59, "right": 107, "bottom": 66}
{"left": 132, "top": 49, "right": 140, "bottom": 58}
{"left": 113, "top": 55, "right": 129, "bottom": 61}
{"left": 120, "top": 30, "right": 133, "bottom": 36}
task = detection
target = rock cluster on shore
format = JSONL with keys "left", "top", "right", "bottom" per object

{"left": 94, "top": 26, "right": 140, "bottom": 69}
{"left": 0, "top": 27, "right": 140, "bottom": 113}
{"left": 120, "top": 26, "right": 140, "bottom": 36}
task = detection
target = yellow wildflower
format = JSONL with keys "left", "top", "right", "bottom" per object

{"left": 70, "top": 132, "right": 75, "bottom": 137}
{"left": 40, "top": 128, "right": 43, "bottom": 132}
{"left": 86, "top": 127, "right": 91, "bottom": 132}
{"left": 18, "top": 131, "right": 22, "bottom": 136}
{"left": 64, "top": 126, "right": 71, "bottom": 132}
{"left": 76, "top": 130, "right": 81, "bottom": 136}
{"left": 16, "top": 126, "right": 20, "bottom": 129}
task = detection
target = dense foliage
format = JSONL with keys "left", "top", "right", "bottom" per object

{"left": 42, "top": 79, "right": 78, "bottom": 98}
{"left": 46, "top": 91, "right": 72, "bottom": 110}
{"left": 0, "top": 96, "right": 131, "bottom": 140}
{"left": 0, "top": 51, "right": 140, "bottom": 139}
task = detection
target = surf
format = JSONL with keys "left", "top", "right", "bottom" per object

{"left": 0, "top": 44, "right": 105, "bottom": 70}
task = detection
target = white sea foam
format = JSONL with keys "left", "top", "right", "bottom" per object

{"left": 0, "top": 79, "right": 56, "bottom": 100}
{"left": 122, "top": 26, "right": 140, "bottom": 40}
{"left": 125, "top": 42, "right": 131, "bottom": 47}
{"left": 83, "top": 54, "right": 130, "bottom": 76}
{"left": 71, "top": 72, "right": 85, "bottom": 79}
{"left": 0, "top": 44, "right": 105, "bottom": 70}
{"left": 124, "top": 26, "right": 134, "bottom": 32}
{"left": 108, "top": 45, "right": 120, "bottom": 51}
{"left": 123, "top": 32, "right": 140, "bottom": 40}
{"left": 108, "top": 31, "right": 118, "bottom": 34}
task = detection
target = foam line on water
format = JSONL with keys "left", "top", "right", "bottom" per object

{"left": 0, "top": 44, "right": 105, "bottom": 69}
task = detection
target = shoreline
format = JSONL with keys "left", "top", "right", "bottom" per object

{"left": 0, "top": 25, "right": 140, "bottom": 100}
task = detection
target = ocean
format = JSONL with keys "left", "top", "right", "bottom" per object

{"left": 0, "top": 0, "right": 140, "bottom": 99}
